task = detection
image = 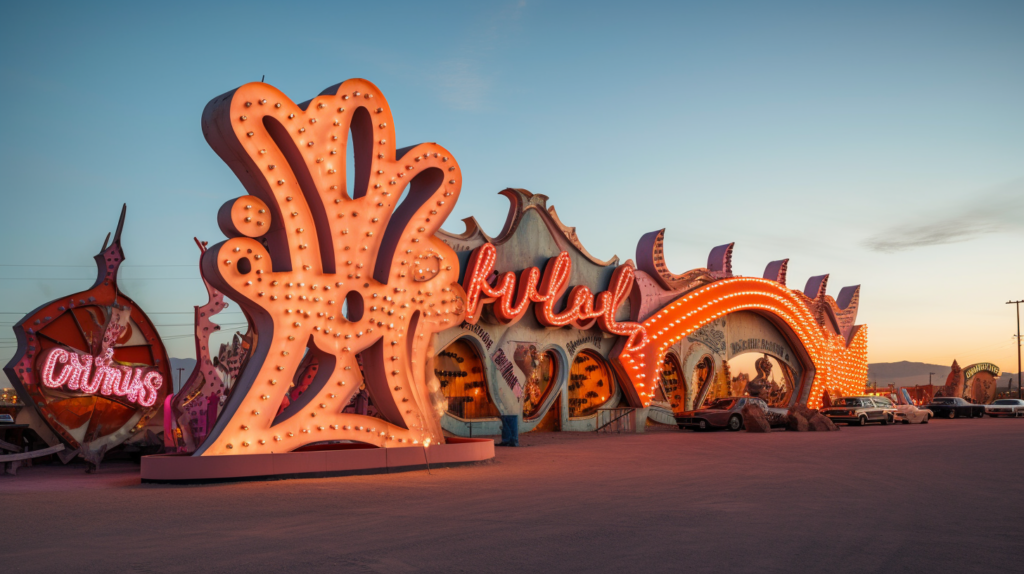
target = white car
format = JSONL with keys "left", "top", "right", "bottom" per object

{"left": 984, "top": 399, "right": 1024, "bottom": 418}
{"left": 894, "top": 403, "right": 933, "bottom": 424}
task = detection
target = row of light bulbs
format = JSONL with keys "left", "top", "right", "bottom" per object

{"left": 619, "top": 277, "right": 867, "bottom": 409}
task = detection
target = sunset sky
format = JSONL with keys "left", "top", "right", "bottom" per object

{"left": 2, "top": 1, "right": 1022, "bottom": 380}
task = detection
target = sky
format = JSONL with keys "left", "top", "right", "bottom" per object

{"left": 1, "top": 0, "right": 1022, "bottom": 384}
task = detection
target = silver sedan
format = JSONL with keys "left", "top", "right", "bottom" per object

{"left": 985, "top": 399, "right": 1024, "bottom": 418}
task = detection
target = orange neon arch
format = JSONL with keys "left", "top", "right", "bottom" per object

{"left": 616, "top": 277, "right": 867, "bottom": 409}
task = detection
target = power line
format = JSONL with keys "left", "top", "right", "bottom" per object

{"left": 0, "top": 277, "right": 200, "bottom": 281}
{"left": 139, "top": 312, "right": 245, "bottom": 315}
{"left": 0, "top": 264, "right": 198, "bottom": 268}
{"left": 0, "top": 311, "right": 245, "bottom": 315}
{"left": 0, "top": 320, "right": 246, "bottom": 326}
{"left": 0, "top": 323, "right": 248, "bottom": 339}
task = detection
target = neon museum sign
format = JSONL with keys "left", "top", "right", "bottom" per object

{"left": 39, "top": 347, "right": 164, "bottom": 407}
{"left": 461, "top": 243, "right": 648, "bottom": 352}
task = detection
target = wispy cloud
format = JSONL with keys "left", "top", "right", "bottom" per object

{"left": 864, "top": 178, "right": 1024, "bottom": 253}
{"left": 431, "top": 59, "right": 492, "bottom": 112}
{"left": 426, "top": 1, "right": 527, "bottom": 112}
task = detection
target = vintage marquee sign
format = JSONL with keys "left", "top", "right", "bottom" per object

{"left": 39, "top": 347, "right": 163, "bottom": 407}
{"left": 461, "top": 243, "right": 647, "bottom": 352}
{"left": 963, "top": 362, "right": 1000, "bottom": 381}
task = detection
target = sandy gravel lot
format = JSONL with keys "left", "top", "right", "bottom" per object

{"left": 2, "top": 417, "right": 1022, "bottom": 573}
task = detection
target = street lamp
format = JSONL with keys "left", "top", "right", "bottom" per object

{"left": 1009, "top": 300, "right": 1022, "bottom": 400}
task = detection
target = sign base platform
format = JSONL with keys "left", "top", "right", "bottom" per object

{"left": 140, "top": 437, "right": 494, "bottom": 484}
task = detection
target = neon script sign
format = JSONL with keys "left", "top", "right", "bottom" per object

{"left": 462, "top": 243, "right": 648, "bottom": 352}
{"left": 40, "top": 347, "right": 164, "bottom": 407}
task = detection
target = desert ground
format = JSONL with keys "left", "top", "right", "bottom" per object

{"left": 2, "top": 417, "right": 1022, "bottom": 573}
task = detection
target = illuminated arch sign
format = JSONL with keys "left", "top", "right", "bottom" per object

{"left": 615, "top": 230, "right": 869, "bottom": 410}
{"left": 615, "top": 277, "right": 868, "bottom": 409}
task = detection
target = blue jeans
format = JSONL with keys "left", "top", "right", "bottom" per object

{"left": 500, "top": 415, "right": 519, "bottom": 446}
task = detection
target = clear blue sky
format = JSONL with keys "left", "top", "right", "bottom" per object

{"left": 2, "top": 0, "right": 1022, "bottom": 377}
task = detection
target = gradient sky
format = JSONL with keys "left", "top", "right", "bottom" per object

{"left": 2, "top": 0, "right": 1022, "bottom": 384}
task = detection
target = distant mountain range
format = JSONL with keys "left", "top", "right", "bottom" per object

{"left": 169, "top": 357, "right": 197, "bottom": 393}
{"left": 868, "top": 361, "right": 1022, "bottom": 390}
{"left": 162, "top": 356, "right": 1022, "bottom": 395}
{"left": 4, "top": 355, "right": 1019, "bottom": 395}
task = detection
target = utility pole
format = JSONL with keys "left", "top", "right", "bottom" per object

{"left": 176, "top": 368, "right": 185, "bottom": 393}
{"left": 929, "top": 372, "right": 935, "bottom": 386}
{"left": 1009, "top": 300, "right": 1023, "bottom": 400}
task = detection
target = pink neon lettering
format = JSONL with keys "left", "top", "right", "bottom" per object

{"left": 141, "top": 372, "right": 163, "bottom": 407}
{"left": 462, "top": 243, "right": 648, "bottom": 352}
{"left": 36, "top": 346, "right": 163, "bottom": 407}
{"left": 41, "top": 348, "right": 71, "bottom": 388}
{"left": 64, "top": 351, "right": 92, "bottom": 390}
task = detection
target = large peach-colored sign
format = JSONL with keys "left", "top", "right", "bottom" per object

{"left": 196, "top": 79, "right": 464, "bottom": 455}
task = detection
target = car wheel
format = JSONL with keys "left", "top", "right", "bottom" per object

{"left": 698, "top": 419, "right": 709, "bottom": 431}
{"left": 881, "top": 415, "right": 889, "bottom": 425}
{"left": 901, "top": 419, "right": 910, "bottom": 424}
{"left": 948, "top": 410, "right": 956, "bottom": 419}
{"left": 727, "top": 415, "right": 743, "bottom": 432}
{"left": 856, "top": 415, "right": 867, "bottom": 426}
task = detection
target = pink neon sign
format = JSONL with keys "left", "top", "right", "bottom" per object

{"left": 40, "top": 347, "right": 163, "bottom": 407}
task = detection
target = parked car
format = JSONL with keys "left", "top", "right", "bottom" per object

{"left": 925, "top": 397, "right": 985, "bottom": 419}
{"left": 821, "top": 396, "right": 897, "bottom": 426}
{"left": 675, "top": 397, "right": 788, "bottom": 431}
{"left": 894, "top": 403, "right": 933, "bottom": 424}
{"left": 984, "top": 399, "right": 1024, "bottom": 418}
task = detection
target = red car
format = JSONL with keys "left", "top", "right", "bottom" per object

{"left": 675, "top": 397, "right": 788, "bottom": 431}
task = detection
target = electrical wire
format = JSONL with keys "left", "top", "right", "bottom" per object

{"left": 0, "top": 277, "right": 200, "bottom": 280}
{"left": 0, "top": 264, "right": 198, "bottom": 267}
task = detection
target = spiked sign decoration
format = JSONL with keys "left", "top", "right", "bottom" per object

{"left": 197, "top": 79, "right": 464, "bottom": 455}
{"left": 169, "top": 239, "right": 246, "bottom": 452}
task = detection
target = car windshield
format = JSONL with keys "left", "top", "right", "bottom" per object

{"left": 931, "top": 398, "right": 954, "bottom": 404}
{"left": 703, "top": 399, "right": 736, "bottom": 410}
{"left": 830, "top": 398, "right": 866, "bottom": 407}
{"left": 993, "top": 400, "right": 1020, "bottom": 405}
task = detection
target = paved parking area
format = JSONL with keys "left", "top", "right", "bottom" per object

{"left": 2, "top": 417, "right": 1022, "bottom": 573}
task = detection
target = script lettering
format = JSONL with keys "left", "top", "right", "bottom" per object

{"left": 462, "top": 244, "right": 647, "bottom": 352}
